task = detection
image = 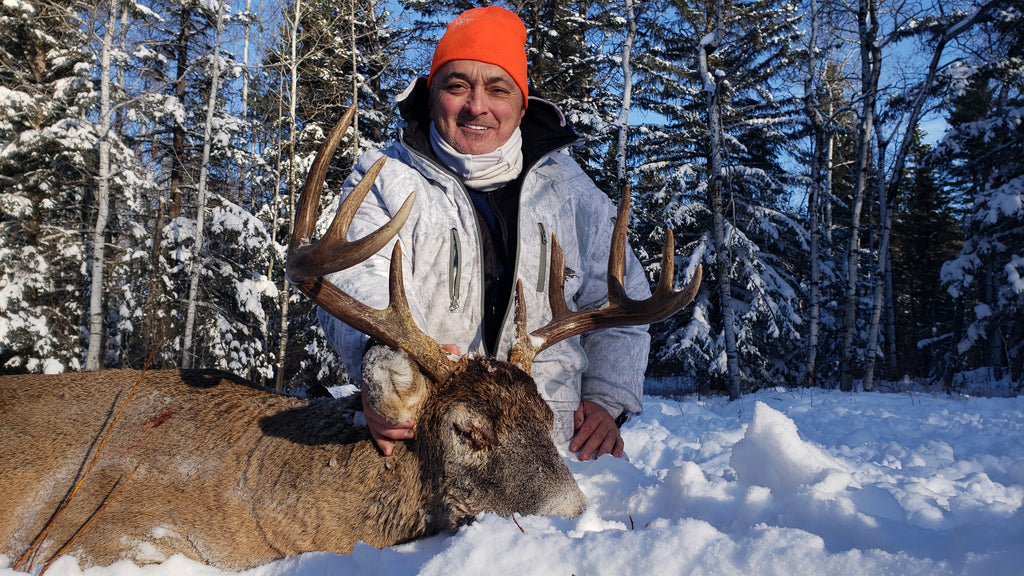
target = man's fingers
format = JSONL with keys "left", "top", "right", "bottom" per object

{"left": 573, "top": 404, "right": 585, "bottom": 429}
{"left": 581, "top": 424, "right": 621, "bottom": 460}
{"left": 571, "top": 400, "right": 625, "bottom": 460}
{"left": 372, "top": 433, "right": 395, "bottom": 456}
{"left": 569, "top": 414, "right": 597, "bottom": 453}
{"left": 361, "top": 386, "right": 414, "bottom": 454}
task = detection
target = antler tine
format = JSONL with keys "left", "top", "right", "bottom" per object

{"left": 289, "top": 104, "right": 356, "bottom": 264}
{"left": 287, "top": 105, "right": 456, "bottom": 383}
{"left": 508, "top": 188, "right": 702, "bottom": 374}
{"left": 288, "top": 106, "right": 414, "bottom": 282}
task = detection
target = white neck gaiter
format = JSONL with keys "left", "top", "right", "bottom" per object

{"left": 429, "top": 122, "right": 523, "bottom": 191}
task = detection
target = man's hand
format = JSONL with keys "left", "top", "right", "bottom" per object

{"left": 361, "top": 386, "right": 414, "bottom": 456}
{"left": 570, "top": 400, "right": 624, "bottom": 460}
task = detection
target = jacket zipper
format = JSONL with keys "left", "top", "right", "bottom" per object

{"left": 536, "top": 222, "right": 548, "bottom": 293}
{"left": 449, "top": 228, "right": 461, "bottom": 311}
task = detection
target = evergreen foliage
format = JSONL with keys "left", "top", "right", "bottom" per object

{"left": 934, "top": 6, "right": 1024, "bottom": 385}
{"left": 1, "top": 0, "right": 95, "bottom": 372}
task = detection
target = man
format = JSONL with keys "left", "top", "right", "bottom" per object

{"left": 319, "top": 6, "right": 651, "bottom": 461}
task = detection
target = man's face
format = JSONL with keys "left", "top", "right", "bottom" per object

{"left": 429, "top": 60, "right": 526, "bottom": 156}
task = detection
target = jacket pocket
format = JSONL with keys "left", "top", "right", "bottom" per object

{"left": 536, "top": 222, "right": 548, "bottom": 293}
{"left": 449, "top": 228, "right": 461, "bottom": 311}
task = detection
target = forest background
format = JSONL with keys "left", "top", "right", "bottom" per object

{"left": 0, "top": 0, "right": 1020, "bottom": 397}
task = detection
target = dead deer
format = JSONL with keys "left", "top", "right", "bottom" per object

{"left": 0, "top": 105, "right": 701, "bottom": 571}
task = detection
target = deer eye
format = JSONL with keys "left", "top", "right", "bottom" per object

{"left": 453, "top": 419, "right": 495, "bottom": 452}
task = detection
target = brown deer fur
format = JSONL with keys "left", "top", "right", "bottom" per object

{"left": 0, "top": 364, "right": 585, "bottom": 570}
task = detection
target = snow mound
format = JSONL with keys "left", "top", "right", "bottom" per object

{"left": 730, "top": 401, "right": 847, "bottom": 494}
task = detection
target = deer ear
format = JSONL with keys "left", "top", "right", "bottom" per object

{"left": 362, "top": 345, "right": 431, "bottom": 423}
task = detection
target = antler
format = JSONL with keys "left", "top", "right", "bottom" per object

{"left": 287, "top": 104, "right": 457, "bottom": 383}
{"left": 508, "top": 190, "right": 702, "bottom": 373}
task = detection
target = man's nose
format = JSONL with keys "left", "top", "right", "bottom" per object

{"left": 463, "top": 88, "right": 487, "bottom": 115}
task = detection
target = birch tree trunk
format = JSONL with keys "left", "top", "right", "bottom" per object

{"left": 263, "top": 72, "right": 286, "bottom": 387}
{"left": 616, "top": 0, "right": 636, "bottom": 189}
{"left": 239, "top": 0, "right": 252, "bottom": 207}
{"left": 349, "top": 0, "right": 359, "bottom": 152}
{"left": 275, "top": 0, "right": 302, "bottom": 390}
{"left": 824, "top": 106, "right": 834, "bottom": 250}
{"left": 839, "top": 0, "right": 879, "bottom": 391}
{"left": 86, "top": 3, "right": 119, "bottom": 370}
{"left": 181, "top": 0, "right": 227, "bottom": 369}
{"left": 802, "top": 0, "right": 823, "bottom": 387}
{"left": 862, "top": 121, "right": 889, "bottom": 391}
{"left": 884, "top": 244, "right": 897, "bottom": 375}
{"left": 700, "top": 0, "right": 742, "bottom": 400}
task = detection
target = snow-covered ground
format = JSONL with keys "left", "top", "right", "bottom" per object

{"left": 4, "top": 383, "right": 1023, "bottom": 576}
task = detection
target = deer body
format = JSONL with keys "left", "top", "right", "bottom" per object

{"left": 0, "top": 364, "right": 584, "bottom": 570}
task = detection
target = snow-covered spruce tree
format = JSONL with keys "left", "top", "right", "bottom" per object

{"left": 176, "top": 2, "right": 278, "bottom": 381}
{"left": 0, "top": 0, "right": 96, "bottom": 373}
{"left": 630, "top": 0, "right": 806, "bottom": 391}
{"left": 294, "top": 0, "right": 407, "bottom": 152}
{"left": 82, "top": 0, "right": 167, "bottom": 370}
{"left": 890, "top": 131, "right": 961, "bottom": 378}
{"left": 935, "top": 5, "right": 1023, "bottom": 390}
{"left": 118, "top": 0, "right": 275, "bottom": 379}
{"left": 630, "top": 0, "right": 806, "bottom": 393}
{"left": 518, "top": 0, "right": 632, "bottom": 194}
{"left": 135, "top": 0, "right": 217, "bottom": 368}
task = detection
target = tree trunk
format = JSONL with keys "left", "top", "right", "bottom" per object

{"left": 863, "top": 0, "right": 996, "bottom": 390}
{"left": 143, "top": 4, "right": 192, "bottom": 364}
{"left": 616, "top": 0, "right": 636, "bottom": 190}
{"left": 863, "top": 116, "right": 889, "bottom": 392}
{"left": 824, "top": 119, "right": 834, "bottom": 251}
{"left": 276, "top": 0, "right": 303, "bottom": 391}
{"left": 802, "top": 0, "right": 823, "bottom": 387}
{"left": 839, "top": 0, "right": 879, "bottom": 391}
{"left": 700, "top": 0, "right": 741, "bottom": 400}
{"left": 263, "top": 71, "right": 286, "bottom": 388}
{"left": 239, "top": 0, "right": 253, "bottom": 207}
{"left": 86, "top": 4, "right": 119, "bottom": 370}
{"left": 349, "top": 0, "right": 359, "bottom": 152}
{"left": 181, "top": 0, "right": 227, "bottom": 369}
{"left": 884, "top": 249, "right": 897, "bottom": 376}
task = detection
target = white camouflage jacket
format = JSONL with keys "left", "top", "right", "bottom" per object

{"left": 319, "top": 79, "right": 651, "bottom": 444}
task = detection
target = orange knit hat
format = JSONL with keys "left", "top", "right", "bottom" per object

{"left": 428, "top": 6, "right": 529, "bottom": 108}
